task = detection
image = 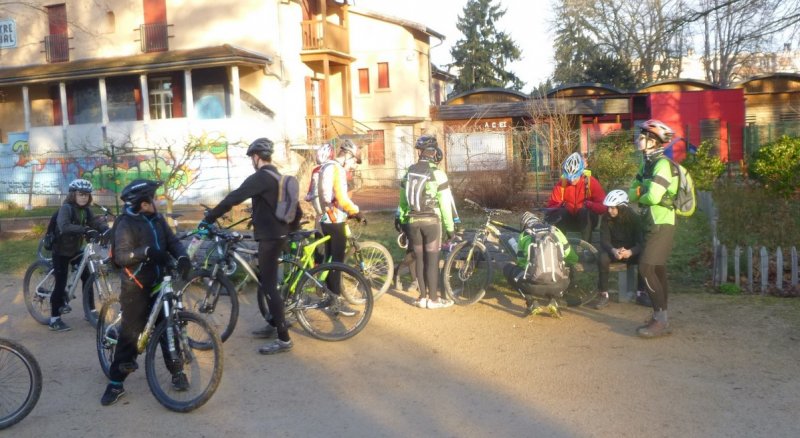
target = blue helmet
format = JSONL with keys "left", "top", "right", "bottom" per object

{"left": 561, "top": 152, "right": 584, "bottom": 181}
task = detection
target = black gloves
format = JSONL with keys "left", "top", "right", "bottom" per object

{"left": 84, "top": 229, "right": 100, "bottom": 240}
{"left": 394, "top": 217, "right": 402, "bottom": 232}
{"left": 146, "top": 247, "right": 171, "bottom": 265}
{"left": 176, "top": 256, "right": 192, "bottom": 281}
{"left": 353, "top": 212, "right": 366, "bottom": 224}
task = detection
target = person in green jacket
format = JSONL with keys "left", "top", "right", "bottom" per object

{"left": 629, "top": 119, "right": 679, "bottom": 338}
{"left": 396, "top": 135, "right": 455, "bottom": 309}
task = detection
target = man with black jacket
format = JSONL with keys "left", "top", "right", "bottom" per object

{"left": 101, "top": 179, "right": 192, "bottom": 406}
{"left": 200, "top": 138, "right": 301, "bottom": 355}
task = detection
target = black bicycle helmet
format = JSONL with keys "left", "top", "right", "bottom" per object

{"left": 120, "top": 179, "right": 162, "bottom": 205}
{"left": 246, "top": 138, "right": 275, "bottom": 157}
{"left": 415, "top": 135, "right": 438, "bottom": 150}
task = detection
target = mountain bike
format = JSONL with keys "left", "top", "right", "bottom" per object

{"left": 23, "top": 228, "right": 119, "bottom": 328}
{"left": 0, "top": 338, "right": 42, "bottom": 430}
{"left": 344, "top": 218, "right": 394, "bottom": 300}
{"left": 96, "top": 264, "right": 223, "bottom": 413}
{"left": 257, "top": 229, "right": 373, "bottom": 341}
{"left": 442, "top": 198, "right": 599, "bottom": 306}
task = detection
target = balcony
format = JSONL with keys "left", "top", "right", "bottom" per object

{"left": 306, "top": 115, "right": 353, "bottom": 143}
{"left": 301, "top": 20, "right": 349, "bottom": 53}
{"left": 139, "top": 22, "right": 169, "bottom": 53}
{"left": 43, "top": 34, "right": 69, "bottom": 63}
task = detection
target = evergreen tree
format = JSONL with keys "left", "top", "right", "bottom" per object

{"left": 448, "top": 0, "right": 524, "bottom": 96}
{"left": 583, "top": 54, "right": 637, "bottom": 89}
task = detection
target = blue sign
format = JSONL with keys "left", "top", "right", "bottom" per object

{"left": 0, "top": 18, "right": 17, "bottom": 49}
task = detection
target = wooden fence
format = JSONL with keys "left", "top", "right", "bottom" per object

{"left": 703, "top": 191, "right": 800, "bottom": 294}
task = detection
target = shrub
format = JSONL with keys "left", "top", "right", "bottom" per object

{"left": 451, "top": 162, "right": 529, "bottom": 210}
{"left": 713, "top": 180, "right": 800, "bottom": 247}
{"left": 682, "top": 140, "right": 725, "bottom": 191}
{"left": 749, "top": 135, "right": 800, "bottom": 199}
{"left": 586, "top": 130, "right": 639, "bottom": 191}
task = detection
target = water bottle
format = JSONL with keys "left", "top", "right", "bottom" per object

{"left": 187, "top": 236, "right": 202, "bottom": 259}
{"left": 508, "top": 237, "right": 518, "bottom": 253}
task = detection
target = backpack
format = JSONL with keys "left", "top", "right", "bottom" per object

{"left": 517, "top": 225, "right": 568, "bottom": 284}
{"left": 662, "top": 157, "right": 697, "bottom": 217}
{"left": 263, "top": 169, "right": 300, "bottom": 224}
{"left": 404, "top": 161, "right": 438, "bottom": 214}
{"left": 306, "top": 165, "right": 324, "bottom": 216}
{"left": 42, "top": 210, "right": 60, "bottom": 251}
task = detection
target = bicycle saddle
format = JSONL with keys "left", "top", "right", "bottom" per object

{"left": 287, "top": 229, "right": 318, "bottom": 242}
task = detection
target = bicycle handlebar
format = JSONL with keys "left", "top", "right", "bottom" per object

{"left": 463, "top": 198, "right": 512, "bottom": 216}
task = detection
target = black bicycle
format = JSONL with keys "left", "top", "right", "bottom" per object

{"left": 0, "top": 338, "right": 42, "bottom": 430}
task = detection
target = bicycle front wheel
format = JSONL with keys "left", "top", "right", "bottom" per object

{"left": 0, "top": 339, "right": 42, "bottom": 430}
{"left": 292, "top": 262, "right": 373, "bottom": 341}
{"left": 83, "top": 270, "right": 121, "bottom": 328}
{"left": 145, "top": 312, "right": 223, "bottom": 413}
{"left": 443, "top": 241, "right": 492, "bottom": 305}
{"left": 351, "top": 241, "right": 394, "bottom": 300}
{"left": 23, "top": 261, "right": 54, "bottom": 325}
{"left": 181, "top": 270, "right": 239, "bottom": 343}
{"left": 562, "top": 238, "right": 600, "bottom": 307}
{"left": 96, "top": 298, "right": 122, "bottom": 379}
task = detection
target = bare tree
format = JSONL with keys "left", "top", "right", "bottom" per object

{"left": 526, "top": 95, "right": 581, "bottom": 176}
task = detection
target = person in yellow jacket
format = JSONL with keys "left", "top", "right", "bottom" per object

{"left": 396, "top": 135, "right": 455, "bottom": 309}
{"left": 317, "top": 139, "right": 364, "bottom": 315}
{"left": 629, "top": 119, "right": 679, "bottom": 338}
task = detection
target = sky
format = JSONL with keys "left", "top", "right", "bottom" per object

{"left": 364, "top": 0, "right": 555, "bottom": 92}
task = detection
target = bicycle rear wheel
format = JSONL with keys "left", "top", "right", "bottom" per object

{"left": 83, "top": 270, "right": 121, "bottom": 328}
{"left": 145, "top": 312, "right": 223, "bottom": 413}
{"left": 96, "top": 298, "right": 122, "bottom": 379}
{"left": 442, "top": 241, "right": 492, "bottom": 305}
{"left": 562, "top": 238, "right": 600, "bottom": 307}
{"left": 180, "top": 270, "right": 239, "bottom": 343}
{"left": 0, "top": 339, "right": 42, "bottom": 430}
{"left": 292, "top": 262, "right": 373, "bottom": 341}
{"left": 350, "top": 241, "right": 394, "bottom": 300}
{"left": 23, "top": 261, "right": 54, "bottom": 325}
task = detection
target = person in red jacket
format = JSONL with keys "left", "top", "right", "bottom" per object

{"left": 546, "top": 152, "right": 607, "bottom": 242}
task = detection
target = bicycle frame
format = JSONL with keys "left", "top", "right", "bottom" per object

{"left": 33, "top": 239, "right": 112, "bottom": 302}
{"left": 280, "top": 234, "right": 331, "bottom": 294}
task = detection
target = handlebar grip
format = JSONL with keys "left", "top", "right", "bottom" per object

{"left": 463, "top": 198, "right": 479, "bottom": 208}
{"left": 496, "top": 209, "right": 512, "bottom": 215}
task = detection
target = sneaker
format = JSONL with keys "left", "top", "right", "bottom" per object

{"left": 413, "top": 297, "right": 428, "bottom": 308}
{"left": 524, "top": 297, "right": 539, "bottom": 315}
{"left": 637, "top": 320, "right": 672, "bottom": 338}
{"left": 591, "top": 294, "right": 610, "bottom": 310}
{"left": 100, "top": 383, "right": 126, "bottom": 406}
{"left": 59, "top": 303, "right": 72, "bottom": 314}
{"left": 545, "top": 302, "right": 562, "bottom": 318}
{"left": 258, "top": 339, "right": 293, "bottom": 355}
{"left": 171, "top": 372, "right": 190, "bottom": 391}
{"left": 49, "top": 318, "right": 71, "bottom": 332}
{"left": 337, "top": 304, "right": 358, "bottom": 317}
{"left": 426, "top": 299, "right": 453, "bottom": 309}
{"left": 251, "top": 325, "right": 277, "bottom": 339}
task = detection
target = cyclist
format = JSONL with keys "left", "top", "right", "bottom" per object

{"left": 396, "top": 135, "right": 455, "bottom": 309}
{"left": 101, "top": 179, "right": 192, "bottom": 406}
{"left": 200, "top": 138, "right": 301, "bottom": 354}
{"left": 502, "top": 212, "right": 577, "bottom": 316}
{"left": 590, "top": 189, "right": 645, "bottom": 310}
{"left": 316, "top": 138, "right": 364, "bottom": 315}
{"left": 48, "top": 178, "right": 109, "bottom": 332}
{"left": 305, "top": 143, "right": 334, "bottom": 227}
{"left": 546, "top": 152, "right": 607, "bottom": 242}
{"left": 629, "top": 119, "right": 679, "bottom": 338}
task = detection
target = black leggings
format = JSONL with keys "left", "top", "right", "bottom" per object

{"left": 597, "top": 252, "right": 643, "bottom": 292}
{"left": 321, "top": 222, "right": 348, "bottom": 296}
{"left": 51, "top": 254, "right": 91, "bottom": 318}
{"left": 398, "top": 223, "right": 418, "bottom": 286}
{"left": 552, "top": 207, "right": 598, "bottom": 243}
{"left": 407, "top": 217, "right": 442, "bottom": 300}
{"left": 259, "top": 238, "right": 290, "bottom": 341}
{"left": 639, "top": 224, "right": 675, "bottom": 311}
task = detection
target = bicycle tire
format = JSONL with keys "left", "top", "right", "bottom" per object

{"left": 36, "top": 238, "right": 52, "bottom": 264}
{"left": 350, "top": 241, "right": 394, "bottom": 300}
{"left": 83, "top": 270, "right": 121, "bottom": 328}
{"left": 292, "top": 262, "right": 373, "bottom": 341}
{"left": 180, "top": 270, "right": 239, "bottom": 343}
{"left": 96, "top": 298, "right": 122, "bottom": 379}
{"left": 0, "top": 339, "right": 42, "bottom": 430}
{"left": 145, "top": 312, "right": 223, "bottom": 413}
{"left": 562, "top": 238, "right": 600, "bottom": 307}
{"left": 23, "top": 261, "right": 54, "bottom": 325}
{"left": 443, "top": 240, "right": 492, "bottom": 305}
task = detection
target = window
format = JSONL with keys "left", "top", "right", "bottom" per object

{"left": 358, "top": 68, "right": 370, "bottom": 94}
{"left": 446, "top": 132, "right": 508, "bottom": 172}
{"left": 377, "top": 62, "right": 390, "bottom": 89}
{"left": 192, "top": 67, "right": 229, "bottom": 120}
{"left": 142, "top": 0, "right": 168, "bottom": 52}
{"left": 106, "top": 76, "right": 139, "bottom": 121}
{"left": 67, "top": 80, "right": 101, "bottom": 125}
{"left": 45, "top": 4, "right": 69, "bottom": 62}
{"left": 149, "top": 77, "right": 174, "bottom": 119}
{"left": 367, "top": 130, "right": 385, "bottom": 165}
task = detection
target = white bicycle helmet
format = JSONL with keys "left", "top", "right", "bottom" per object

{"left": 69, "top": 179, "right": 93, "bottom": 193}
{"left": 561, "top": 152, "right": 585, "bottom": 181}
{"left": 603, "top": 189, "right": 629, "bottom": 207}
{"left": 638, "top": 119, "right": 675, "bottom": 143}
{"left": 315, "top": 143, "right": 333, "bottom": 165}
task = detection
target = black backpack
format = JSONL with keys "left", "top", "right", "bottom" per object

{"left": 42, "top": 211, "right": 60, "bottom": 251}
{"left": 404, "top": 161, "right": 438, "bottom": 214}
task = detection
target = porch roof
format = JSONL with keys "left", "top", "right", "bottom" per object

{"left": 0, "top": 44, "right": 273, "bottom": 86}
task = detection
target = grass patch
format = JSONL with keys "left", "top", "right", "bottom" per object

{"left": 0, "top": 205, "right": 59, "bottom": 219}
{"left": 669, "top": 211, "right": 713, "bottom": 292}
{"left": 0, "top": 235, "right": 40, "bottom": 275}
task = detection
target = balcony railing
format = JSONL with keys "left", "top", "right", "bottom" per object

{"left": 139, "top": 22, "right": 169, "bottom": 53}
{"left": 301, "top": 20, "right": 349, "bottom": 53}
{"left": 44, "top": 34, "right": 69, "bottom": 63}
{"left": 306, "top": 115, "right": 353, "bottom": 143}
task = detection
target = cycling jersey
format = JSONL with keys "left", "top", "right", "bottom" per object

{"left": 397, "top": 159, "right": 455, "bottom": 234}
{"left": 629, "top": 158, "right": 678, "bottom": 225}
{"left": 317, "top": 161, "right": 359, "bottom": 224}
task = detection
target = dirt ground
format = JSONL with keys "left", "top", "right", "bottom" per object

{"left": 1, "top": 273, "right": 799, "bottom": 438}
